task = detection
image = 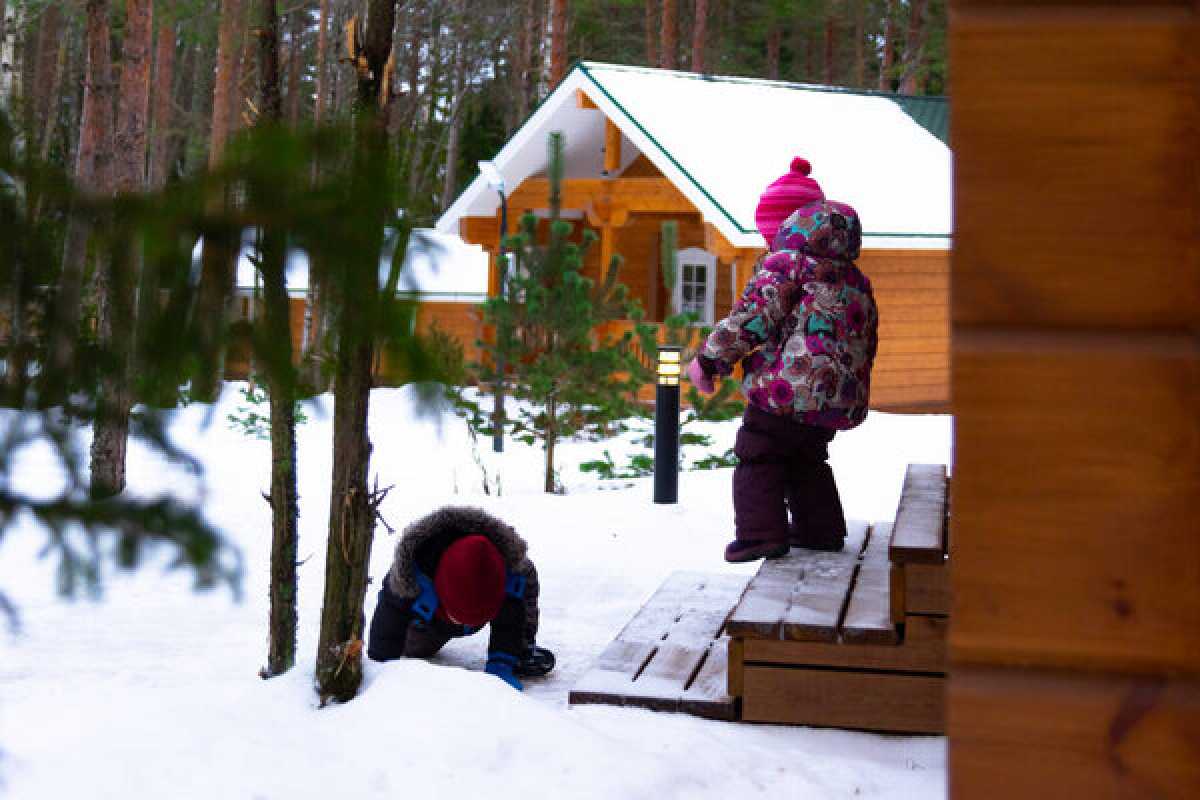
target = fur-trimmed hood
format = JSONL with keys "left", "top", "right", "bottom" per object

{"left": 384, "top": 506, "right": 530, "bottom": 598}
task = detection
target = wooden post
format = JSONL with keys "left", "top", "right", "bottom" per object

{"left": 603, "top": 117, "right": 621, "bottom": 175}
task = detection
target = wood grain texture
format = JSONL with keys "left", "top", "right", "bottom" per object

{"left": 952, "top": 349, "right": 1200, "bottom": 674}
{"left": 783, "top": 520, "right": 869, "bottom": 641}
{"left": 682, "top": 637, "right": 738, "bottom": 721}
{"left": 889, "top": 464, "right": 948, "bottom": 564}
{"left": 950, "top": 667, "right": 1200, "bottom": 798}
{"left": 742, "top": 666, "right": 945, "bottom": 733}
{"left": 743, "top": 614, "right": 948, "bottom": 674}
{"left": 843, "top": 521, "right": 900, "bottom": 644}
{"left": 951, "top": 11, "right": 1200, "bottom": 328}
{"left": 906, "top": 561, "right": 950, "bottom": 616}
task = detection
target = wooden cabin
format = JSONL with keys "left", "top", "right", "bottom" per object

{"left": 437, "top": 62, "right": 952, "bottom": 412}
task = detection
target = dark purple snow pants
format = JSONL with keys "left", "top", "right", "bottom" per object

{"left": 732, "top": 405, "right": 847, "bottom": 546}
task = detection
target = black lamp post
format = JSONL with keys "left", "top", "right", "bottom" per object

{"left": 654, "top": 345, "right": 682, "bottom": 504}
{"left": 479, "top": 161, "right": 508, "bottom": 453}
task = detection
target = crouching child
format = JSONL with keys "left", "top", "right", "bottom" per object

{"left": 367, "top": 506, "right": 555, "bottom": 690}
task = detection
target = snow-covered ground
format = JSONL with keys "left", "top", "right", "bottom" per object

{"left": 0, "top": 384, "right": 951, "bottom": 799}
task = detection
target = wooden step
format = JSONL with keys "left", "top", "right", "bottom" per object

{"left": 888, "top": 464, "right": 949, "bottom": 565}
{"left": 568, "top": 571, "right": 748, "bottom": 721}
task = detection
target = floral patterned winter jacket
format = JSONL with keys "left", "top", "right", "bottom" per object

{"left": 697, "top": 200, "right": 879, "bottom": 430}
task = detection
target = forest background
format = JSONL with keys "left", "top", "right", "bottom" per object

{"left": 1, "top": 0, "right": 946, "bottom": 228}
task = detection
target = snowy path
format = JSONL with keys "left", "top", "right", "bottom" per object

{"left": 1, "top": 385, "right": 951, "bottom": 799}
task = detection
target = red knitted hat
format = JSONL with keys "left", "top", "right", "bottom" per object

{"left": 754, "top": 157, "right": 825, "bottom": 246}
{"left": 434, "top": 534, "right": 506, "bottom": 627}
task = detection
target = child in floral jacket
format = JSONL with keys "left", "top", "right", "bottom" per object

{"left": 687, "top": 158, "right": 878, "bottom": 562}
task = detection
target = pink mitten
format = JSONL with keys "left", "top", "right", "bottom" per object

{"left": 686, "top": 358, "right": 715, "bottom": 395}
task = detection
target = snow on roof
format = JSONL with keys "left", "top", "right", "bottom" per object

{"left": 202, "top": 228, "right": 489, "bottom": 301}
{"left": 438, "top": 62, "right": 952, "bottom": 250}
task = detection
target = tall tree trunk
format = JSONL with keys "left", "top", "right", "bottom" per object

{"left": 899, "top": 0, "right": 926, "bottom": 94}
{"left": 210, "top": 0, "right": 243, "bottom": 166}
{"left": 194, "top": 0, "right": 245, "bottom": 403}
{"left": 285, "top": 10, "right": 303, "bottom": 126}
{"left": 315, "top": 0, "right": 397, "bottom": 705}
{"left": 32, "top": 3, "right": 63, "bottom": 147}
{"left": 853, "top": 0, "right": 864, "bottom": 87}
{"left": 879, "top": 0, "right": 895, "bottom": 91}
{"left": 312, "top": 0, "right": 330, "bottom": 125}
{"left": 690, "top": 0, "right": 707, "bottom": 73}
{"left": 659, "top": 0, "right": 676, "bottom": 69}
{"left": 823, "top": 2, "right": 837, "bottom": 85}
{"left": 91, "top": 0, "right": 153, "bottom": 498}
{"left": 549, "top": 0, "right": 567, "bottom": 87}
{"left": 543, "top": 395, "right": 557, "bottom": 493}
{"left": 254, "top": 0, "right": 298, "bottom": 680}
{"left": 643, "top": 0, "right": 656, "bottom": 66}
{"left": 441, "top": 0, "right": 466, "bottom": 212}
{"left": 38, "top": 37, "right": 66, "bottom": 161}
{"left": 52, "top": 0, "right": 116, "bottom": 386}
{"left": 513, "top": 0, "right": 533, "bottom": 125}
{"left": 765, "top": 23, "right": 780, "bottom": 81}
{"left": 149, "top": 18, "right": 175, "bottom": 189}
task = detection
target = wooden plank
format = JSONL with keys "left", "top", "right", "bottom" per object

{"left": 617, "top": 642, "right": 709, "bottom": 713}
{"left": 952, "top": 349, "right": 1200, "bottom": 674}
{"left": 744, "top": 614, "right": 948, "bottom": 674}
{"left": 843, "top": 521, "right": 900, "bottom": 645}
{"left": 742, "top": 666, "right": 945, "bottom": 734}
{"left": 890, "top": 564, "right": 907, "bottom": 625}
{"left": 782, "top": 520, "right": 870, "bottom": 642}
{"left": 951, "top": 666, "right": 1200, "bottom": 799}
{"left": 952, "top": 12, "right": 1200, "bottom": 327}
{"left": 889, "top": 464, "right": 948, "bottom": 564}
{"left": 568, "top": 639, "right": 657, "bottom": 707}
{"left": 726, "top": 557, "right": 807, "bottom": 640}
{"left": 727, "top": 637, "right": 745, "bottom": 698}
{"left": 906, "top": 561, "right": 950, "bottom": 616}
{"left": 680, "top": 637, "right": 738, "bottom": 721}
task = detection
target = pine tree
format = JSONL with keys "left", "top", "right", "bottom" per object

{"left": 479, "top": 133, "right": 643, "bottom": 494}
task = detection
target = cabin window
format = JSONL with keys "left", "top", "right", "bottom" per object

{"left": 673, "top": 247, "right": 716, "bottom": 326}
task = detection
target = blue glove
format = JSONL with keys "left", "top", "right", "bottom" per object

{"left": 485, "top": 652, "right": 523, "bottom": 691}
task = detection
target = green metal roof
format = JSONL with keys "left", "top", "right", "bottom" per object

{"left": 890, "top": 95, "right": 950, "bottom": 146}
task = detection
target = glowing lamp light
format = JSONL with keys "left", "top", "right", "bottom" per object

{"left": 657, "top": 346, "right": 682, "bottom": 386}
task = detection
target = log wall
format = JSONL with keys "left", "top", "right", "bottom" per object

{"left": 949, "top": 3, "right": 1200, "bottom": 796}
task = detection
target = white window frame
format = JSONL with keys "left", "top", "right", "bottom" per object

{"left": 673, "top": 247, "right": 717, "bottom": 326}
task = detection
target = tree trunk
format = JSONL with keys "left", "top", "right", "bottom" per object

{"left": 32, "top": 3, "right": 63, "bottom": 148}
{"left": 823, "top": 3, "right": 836, "bottom": 85}
{"left": 659, "top": 0, "right": 676, "bottom": 69}
{"left": 765, "top": 24, "right": 780, "bottom": 81}
{"left": 194, "top": 0, "right": 245, "bottom": 403}
{"left": 210, "top": 0, "right": 243, "bottom": 167}
{"left": 149, "top": 18, "right": 175, "bottom": 189}
{"left": 253, "top": 0, "right": 298, "bottom": 679}
{"left": 313, "top": 0, "right": 330, "bottom": 125}
{"left": 899, "top": 0, "right": 926, "bottom": 94}
{"left": 879, "top": 0, "right": 895, "bottom": 91}
{"left": 52, "top": 0, "right": 116, "bottom": 385}
{"left": 690, "top": 0, "right": 706, "bottom": 73}
{"left": 544, "top": 395, "right": 557, "bottom": 493}
{"left": 853, "top": 0, "right": 864, "bottom": 87}
{"left": 643, "top": 0, "right": 656, "bottom": 67}
{"left": 549, "top": 0, "right": 567, "bottom": 87}
{"left": 38, "top": 37, "right": 66, "bottom": 161}
{"left": 441, "top": 0, "right": 466, "bottom": 212}
{"left": 314, "top": 0, "right": 397, "bottom": 704}
{"left": 91, "top": 0, "right": 153, "bottom": 498}
{"left": 285, "top": 10, "right": 303, "bottom": 126}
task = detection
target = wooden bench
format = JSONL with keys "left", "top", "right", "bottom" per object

{"left": 729, "top": 463, "right": 950, "bottom": 733}
{"left": 568, "top": 463, "right": 950, "bottom": 733}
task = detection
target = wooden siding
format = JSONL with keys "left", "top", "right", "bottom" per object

{"left": 860, "top": 248, "right": 950, "bottom": 412}
{"left": 949, "top": 3, "right": 1200, "bottom": 797}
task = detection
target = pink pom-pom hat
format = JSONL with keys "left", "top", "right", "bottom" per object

{"left": 754, "top": 157, "right": 825, "bottom": 247}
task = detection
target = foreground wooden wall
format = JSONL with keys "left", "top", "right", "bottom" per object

{"left": 949, "top": 3, "right": 1200, "bottom": 796}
